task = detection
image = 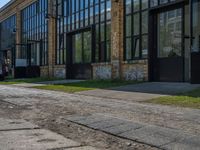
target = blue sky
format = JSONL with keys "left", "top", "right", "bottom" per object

{"left": 0, "top": 0, "right": 10, "bottom": 8}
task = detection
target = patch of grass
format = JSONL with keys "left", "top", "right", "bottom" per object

{"left": 0, "top": 77, "right": 61, "bottom": 85}
{"left": 34, "top": 80, "right": 140, "bottom": 93}
{"left": 35, "top": 84, "right": 95, "bottom": 93}
{"left": 148, "top": 88, "right": 200, "bottom": 109}
{"left": 0, "top": 81, "right": 22, "bottom": 85}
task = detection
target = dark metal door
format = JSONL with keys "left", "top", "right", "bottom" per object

{"left": 66, "top": 27, "right": 94, "bottom": 79}
{"left": 150, "top": 6, "right": 185, "bottom": 82}
{"left": 191, "top": 52, "right": 200, "bottom": 83}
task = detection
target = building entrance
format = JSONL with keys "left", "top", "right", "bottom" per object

{"left": 149, "top": 2, "right": 190, "bottom": 82}
{"left": 66, "top": 28, "right": 94, "bottom": 79}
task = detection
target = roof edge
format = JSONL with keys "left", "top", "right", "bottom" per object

{"left": 0, "top": 0, "right": 16, "bottom": 13}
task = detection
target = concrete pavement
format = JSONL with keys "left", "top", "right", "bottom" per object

{"left": 0, "top": 118, "right": 97, "bottom": 150}
{"left": 66, "top": 114, "right": 200, "bottom": 150}
{"left": 77, "top": 82, "right": 200, "bottom": 102}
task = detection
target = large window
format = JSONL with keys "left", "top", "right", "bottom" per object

{"left": 21, "top": 0, "right": 48, "bottom": 66}
{"left": 192, "top": 0, "right": 200, "bottom": 52}
{"left": 55, "top": 0, "right": 111, "bottom": 64}
{"left": 0, "top": 15, "right": 16, "bottom": 51}
{"left": 157, "top": 9, "right": 182, "bottom": 58}
{"left": 72, "top": 31, "right": 92, "bottom": 64}
{"left": 124, "top": 0, "right": 148, "bottom": 60}
{"left": 124, "top": 0, "right": 182, "bottom": 60}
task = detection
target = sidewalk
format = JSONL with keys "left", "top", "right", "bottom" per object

{"left": 66, "top": 114, "right": 200, "bottom": 150}
{"left": 0, "top": 118, "right": 97, "bottom": 150}
{"left": 77, "top": 82, "right": 200, "bottom": 102}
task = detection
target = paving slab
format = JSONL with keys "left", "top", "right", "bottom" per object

{"left": 0, "top": 129, "right": 80, "bottom": 150}
{"left": 67, "top": 115, "right": 90, "bottom": 122}
{"left": 4, "top": 97, "right": 41, "bottom": 106}
{"left": 68, "top": 114, "right": 125, "bottom": 129}
{"left": 0, "top": 118, "right": 38, "bottom": 131}
{"left": 89, "top": 118, "right": 126, "bottom": 130}
{"left": 66, "top": 146, "right": 99, "bottom": 150}
{"left": 120, "top": 125, "right": 191, "bottom": 147}
{"left": 103, "top": 122, "right": 144, "bottom": 135}
{"left": 66, "top": 114, "right": 200, "bottom": 150}
{"left": 161, "top": 136, "right": 200, "bottom": 150}
{"left": 67, "top": 115, "right": 110, "bottom": 125}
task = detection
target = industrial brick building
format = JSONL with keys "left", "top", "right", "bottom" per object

{"left": 0, "top": 0, "right": 200, "bottom": 83}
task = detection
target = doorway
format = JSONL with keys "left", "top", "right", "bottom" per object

{"left": 66, "top": 28, "right": 94, "bottom": 79}
{"left": 149, "top": 3, "right": 190, "bottom": 82}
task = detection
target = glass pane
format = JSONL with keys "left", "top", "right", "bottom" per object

{"left": 142, "top": 0, "right": 148, "bottom": 10}
{"left": 184, "top": 4, "right": 190, "bottom": 81}
{"left": 150, "top": 0, "right": 158, "bottom": 7}
{"left": 126, "top": 0, "right": 132, "bottom": 14}
{"left": 95, "top": 25, "right": 99, "bottom": 62}
{"left": 133, "top": 0, "right": 140, "bottom": 12}
{"left": 15, "top": 46, "right": 27, "bottom": 67}
{"left": 74, "top": 33, "right": 83, "bottom": 63}
{"left": 158, "top": 9, "right": 182, "bottom": 58}
{"left": 133, "top": 38, "right": 140, "bottom": 58}
{"left": 100, "top": 23, "right": 105, "bottom": 41}
{"left": 126, "top": 15, "right": 132, "bottom": 36}
{"left": 159, "top": 0, "right": 168, "bottom": 4}
{"left": 126, "top": 38, "right": 132, "bottom": 60}
{"left": 192, "top": 0, "right": 200, "bottom": 52}
{"left": 142, "top": 35, "right": 148, "bottom": 58}
{"left": 133, "top": 13, "right": 140, "bottom": 35}
{"left": 142, "top": 11, "right": 148, "bottom": 34}
{"left": 106, "top": 21, "right": 111, "bottom": 40}
{"left": 31, "top": 43, "right": 40, "bottom": 66}
{"left": 83, "top": 31, "right": 92, "bottom": 63}
{"left": 106, "top": 41, "right": 111, "bottom": 61}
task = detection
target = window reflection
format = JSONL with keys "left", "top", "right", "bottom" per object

{"left": 192, "top": 0, "right": 200, "bottom": 52}
{"left": 55, "top": 0, "right": 111, "bottom": 64}
{"left": 158, "top": 9, "right": 182, "bottom": 58}
{"left": 0, "top": 15, "right": 16, "bottom": 51}
{"left": 125, "top": 0, "right": 148, "bottom": 60}
{"left": 72, "top": 31, "right": 92, "bottom": 64}
{"left": 74, "top": 33, "right": 82, "bottom": 63}
{"left": 125, "top": 0, "right": 185, "bottom": 60}
{"left": 21, "top": 0, "right": 48, "bottom": 66}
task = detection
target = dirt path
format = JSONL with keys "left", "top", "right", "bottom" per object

{"left": 0, "top": 85, "right": 199, "bottom": 149}
{"left": 0, "top": 85, "right": 157, "bottom": 150}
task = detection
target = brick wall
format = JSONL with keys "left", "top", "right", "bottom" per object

{"left": 122, "top": 60, "right": 149, "bottom": 81}
{"left": 53, "top": 65, "right": 66, "bottom": 79}
{"left": 40, "top": 66, "right": 49, "bottom": 77}
{"left": 92, "top": 63, "right": 112, "bottom": 80}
